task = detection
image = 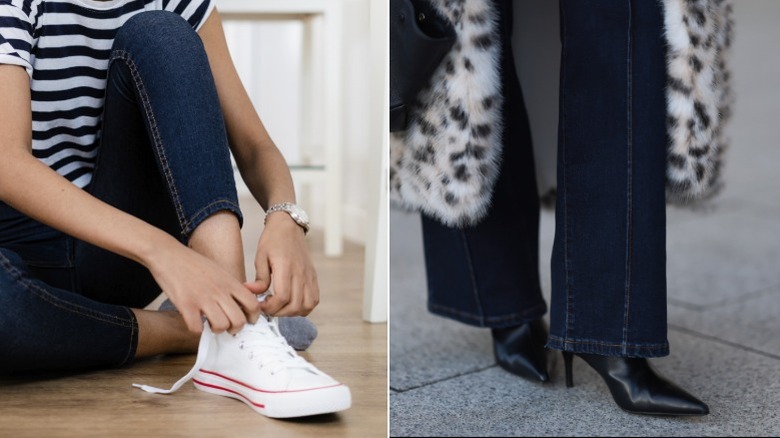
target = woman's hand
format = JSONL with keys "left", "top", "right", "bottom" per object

{"left": 199, "top": 11, "right": 319, "bottom": 317}
{"left": 145, "top": 235, "right": 263, "bottom": 334}
{"left": 246, "top": 213, "right": 320, "bottom": 317}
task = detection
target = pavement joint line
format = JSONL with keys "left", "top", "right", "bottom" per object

{"left": 669, "top": 284, "right": 780, "bottom": 311}
{"left": 668, "top": 298, "right": 705, "bottom": 311}
{"left": 390, "top": 364, "right": 498, "bottom": 394}
{"left": 390, "top": 319, "right": 780, "bottom": 396}
{"left": 669, "top": 324, "right": 780, "bottom": 362}
{"left": 701, "top": 284, "right": 780, "bottom": 309}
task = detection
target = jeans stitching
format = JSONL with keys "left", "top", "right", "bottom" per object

{"left": 120, "top": 306, "right": 137, "bottom": 366}
{"left": 560, "top": 3, "right": 574, "bottom": 344}
{"left": 428, "top": 302, "right": 547, "bottom": 326}
{"left": 0, "top": 252, "right": 133, "bottom": 328}
{"left": 110, "top": 50, "right": 188, "bottom": 233}
{"left": 548, "top": 334, "right": 668, "bottom": 351}
{"left": 622, "top": 0, "right": 635, "bottom": 355}
{"left": 458, "top": 231, "right": 486, "bottom": 326}
{"left": 182, "top": 199, "right": 242, "bottom": 235}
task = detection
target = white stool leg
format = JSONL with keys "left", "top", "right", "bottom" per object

{"left": 363, "top": 0, "right": 388, "bottom": 323}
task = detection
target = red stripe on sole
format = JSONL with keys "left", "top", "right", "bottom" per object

{"left": 193, "top": 378, "right": 266, "bottom": 409}
{"left": 198, "top": 369, "right": 343, "bottom": 394}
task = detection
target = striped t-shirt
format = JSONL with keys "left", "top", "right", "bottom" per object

{"left": 0, "top": 0, "right": 215, "bottom": 188}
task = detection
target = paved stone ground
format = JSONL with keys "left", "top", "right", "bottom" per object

{"left": 389, "top": 2, "right": 780, "bottom": 436}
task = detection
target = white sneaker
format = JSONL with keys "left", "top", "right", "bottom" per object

{"left": 133, "top": 317, "right": 351, "bottom": 418}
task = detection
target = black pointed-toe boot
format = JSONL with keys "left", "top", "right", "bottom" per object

{"left": 491, "top": 319, "right": 551, "bottom": 383}
{"left": 563, "top": 352, "right": 709, "bottom": 416}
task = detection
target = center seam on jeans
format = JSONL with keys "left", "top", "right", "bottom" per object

{"left": 0, "top": 252, "right": 133, "bottom": 327}
{"left": 622, "top": 0, "right": 635, "bottom": 354}
{"left": 458, "top": 231, "right": 485, "bottom": 326}
{"left": 560, "top": 4, "right": 574, "bottom": 344}
{"left": 110, "top": 50, "right": 188, "bottom": 232}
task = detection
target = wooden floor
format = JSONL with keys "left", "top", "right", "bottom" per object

{"left": 0, "top": 198, "right": 388, "bottom": 437}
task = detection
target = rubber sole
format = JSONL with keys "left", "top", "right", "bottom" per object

{"left": 193, "top": 370, "right": 352, "bottom": 418}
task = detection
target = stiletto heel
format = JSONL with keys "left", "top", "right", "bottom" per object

{"left": 562, "top": 351, "right": 574, "bottom": 388}
{"left": 570, "top": 353, "right": 709, "bottom": 416}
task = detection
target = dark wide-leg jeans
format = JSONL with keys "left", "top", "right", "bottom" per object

{"left": 0, "top": 11, "right": 242, "bottom": 371}
{"left": 423, "top": 0, "right": 670, "bottom": 358}
{"left": 422, "top": 0, "right": 546, "bottom": 328}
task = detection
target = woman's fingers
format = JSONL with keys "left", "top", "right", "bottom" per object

{"left": 203, "top": 303, "right": 231, "bottom": 333}
{"left": 274, "top": 271, "right": 306, "bottom": 317}
{"left": 253, "top": 225, "right": 321, "bottom": 317}
{"left": 180, "top": 303, "right": 205, "bottom": 334}
{"left": 302, "top": 277, "right": 320, "bottom": 315}
{"left": 234, "top": 284, "right": 264, "bottom": 324}
{"left": 257, "top": 259, "right": 320, "bottom": 317}
{"left": 243, "top": 280, "right": 267, "bottom": 295}
{"left": 259, "top": 266, "right": 291, "bottom": 315}
{"left": 254, "top": 250, "right": 272, "bottom": 293}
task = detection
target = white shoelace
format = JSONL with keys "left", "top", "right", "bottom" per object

{"left": 132, "top": 320, "right": 214, "bottom": 394}
{"left": 132, "top": 317, "right": 318, "bottom": 394}
{"left": 238, "top": 317, "right": 315, "bottom": 375}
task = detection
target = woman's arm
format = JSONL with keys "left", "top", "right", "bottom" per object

{"left": 197, "top": 10, "right": 320, "bottom": 317}
{"left": 0, "top": 64, "right": 260, "bottom": 334}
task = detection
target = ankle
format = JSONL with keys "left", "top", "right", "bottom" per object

{"left": 132, "top": 309, "right": 200, "bottom": 358}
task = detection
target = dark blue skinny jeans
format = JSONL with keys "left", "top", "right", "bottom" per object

{"left": 0, "top": 11, "right": 242, "bottom": 372}
{"left": 423, "top": 0, "right": 670, "bottom": 358}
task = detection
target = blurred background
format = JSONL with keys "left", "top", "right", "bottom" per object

{"left": 219, "top": 0, "right": 378, "bottom": 250}
{"left": 218, "top": 2, "right": 388, "bottom": 328}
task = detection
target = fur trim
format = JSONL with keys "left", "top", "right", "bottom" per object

{"left": 389, "top": 0, "right": 502, "bottom": 227}
{"left": 391, "top": 0, "right": 734, "bottom": 225}
{"left": 664, "top": 0, "right": 734, "bottom": 203}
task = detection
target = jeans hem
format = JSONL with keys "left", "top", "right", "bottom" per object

{"left": 546, "top": 334, "right": 669, "bottom": 358}
{"left": 428, "top": 301, "right": 547, "bottom": 329}
{"left": 182, "top": 199, "right": 244, "bottom": 237}
{"left": 119, "top": 306, "right": 139, "bottom": 367}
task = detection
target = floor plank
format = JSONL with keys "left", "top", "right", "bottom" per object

{"left": 0, "top": 197, "right": 388, "bottom": 437}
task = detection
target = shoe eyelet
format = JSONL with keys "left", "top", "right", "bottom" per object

{"left": 239, "top": 341, "right": 244, "bottom": 350}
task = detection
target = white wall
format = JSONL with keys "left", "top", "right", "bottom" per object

{"left": 223, "top": 21, "right": 304, "bottom": 165}
{"left": 338, "top": 0, "right": 372, "bottom": 245}
{"left": 220, "top": 1, "right": 373, "bottom": 245}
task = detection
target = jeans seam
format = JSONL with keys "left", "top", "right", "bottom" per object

{"left": 0, "top": 252, "right": 133, "bottom": 328}
{"left": 110, "top": 50, "right": 188, "bottom": 233}
{"left": 560, "top": 3, "right": 574, "bottom": 344}
{"left": 120, "top": 306, "right": 138, "bottom": 366}
{"left": 183, "top": 199, "right": 242, "bottom": 235}
{"left": 622, "top": 0, "right": 635, "bottom": 355}
{"left": 458, "top": 231, "right": 486, "bottom": 326}
{"left": 429, "top": 302, "right": 546, "bottom": 326}
{"left": 548, "top": 334, "right": 668, "bottom": 351}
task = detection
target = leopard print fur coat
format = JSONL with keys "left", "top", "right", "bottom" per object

{"left": 390, "top": 0, "right": 734, "bottom": 227}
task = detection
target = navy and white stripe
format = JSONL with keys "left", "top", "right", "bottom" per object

{"left": 0, "top": 0, "right": 215, "bottom": 188}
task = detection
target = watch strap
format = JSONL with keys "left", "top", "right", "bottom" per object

{"left": 265, "top": 203, "right": 310, "bottom": 235}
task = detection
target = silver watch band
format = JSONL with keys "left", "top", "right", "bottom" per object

{"left": 265, "top": 203, "right": 310, "bottom": 235}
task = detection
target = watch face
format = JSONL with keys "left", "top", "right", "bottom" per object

{"left": 289, "top": 204, "right": 309, "bottom": 225}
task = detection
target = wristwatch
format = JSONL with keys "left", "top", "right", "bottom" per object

{"left": 265, "top": 202, "right": 310, "bottom": 235}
